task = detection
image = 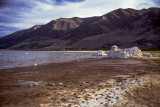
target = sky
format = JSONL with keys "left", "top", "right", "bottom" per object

{"left": 0, "top": 0, "right": 160, "bottom": 36}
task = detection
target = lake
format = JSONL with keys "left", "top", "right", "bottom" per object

{"left": 0, "top": 51, "right": 98, "bottom": 70}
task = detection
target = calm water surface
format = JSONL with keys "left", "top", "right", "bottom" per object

{"left": 0, "top": 51, "right": 97, "bottom": 70}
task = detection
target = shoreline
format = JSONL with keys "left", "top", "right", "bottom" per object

{"left": 0, "top": 58, "right": 160, "bottom": 107}
{"left": 0, "top": 49, "right": 160, "bottom": 52}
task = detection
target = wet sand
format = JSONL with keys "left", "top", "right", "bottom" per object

{"left": 0, "top": 58, "right": 160, "bottom": 107}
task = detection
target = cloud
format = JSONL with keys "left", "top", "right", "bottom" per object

{"left": 0, "top": 0, "right": 159, "bottom": 36}
{"left": 154, "top": 0, "right": 160, "bottom": 6}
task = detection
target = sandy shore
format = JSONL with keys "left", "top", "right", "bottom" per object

{"left": 0, "top": 58, "right": 160, "bottom": 107}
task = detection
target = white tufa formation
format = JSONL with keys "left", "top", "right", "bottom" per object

{"left": 106, "top": 45, "right": 142, "bottom": 58}
{"left": 93, "top": 50, "right": 107, "bottom": 56}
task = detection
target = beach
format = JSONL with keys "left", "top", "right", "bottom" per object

{"left": 0, "top": 58, "right": 160, "bottom": 107}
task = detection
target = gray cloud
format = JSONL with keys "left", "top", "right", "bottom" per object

{"left": 0, "top": 0, "right": 7, "bottom": 8}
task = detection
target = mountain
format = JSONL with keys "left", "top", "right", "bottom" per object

{"left": 0, "top": 7, "right": 160, "bottom": 50}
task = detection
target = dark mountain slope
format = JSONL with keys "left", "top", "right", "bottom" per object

{"left": 0, "top": 25, "right": 43, "bottom": 49}
{"left": 0, "top": 16, "right": 99, "bottom": 49}
{"left": 0, "top": 7, "right": 159, "bottom": 50}
{"left": 71, "top": 8, "right": 160, "bottom": 50}
{"left": 66, "top": 8, "right": 147, "bottom": 41}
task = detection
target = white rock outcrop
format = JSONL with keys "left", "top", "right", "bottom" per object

{"left": 93, "top": 50, "right": 107, "bottom": 56}
{"left": 106, "top": 45, "right": 142, "bottom": 58}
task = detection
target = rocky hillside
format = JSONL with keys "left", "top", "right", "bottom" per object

{"left": 0, "top": 7, "right": 160, "bottom": 50}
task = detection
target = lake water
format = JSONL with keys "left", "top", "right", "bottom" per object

{"left": 0, "top": 51, "right": 97, "bottom": 70}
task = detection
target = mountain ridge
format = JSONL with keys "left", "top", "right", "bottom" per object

{"left": 0, "top": 7, "right": 160, "bottom": 50}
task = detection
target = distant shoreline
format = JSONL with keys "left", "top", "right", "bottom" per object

{"left": 0, "top": 49, "right": 160, "bottom": 53}
{"left": 0, "top": 50, "right": 97, "bottom": 52}
{"left": 0, "top": 49, "right": 98, "bottom": 52}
